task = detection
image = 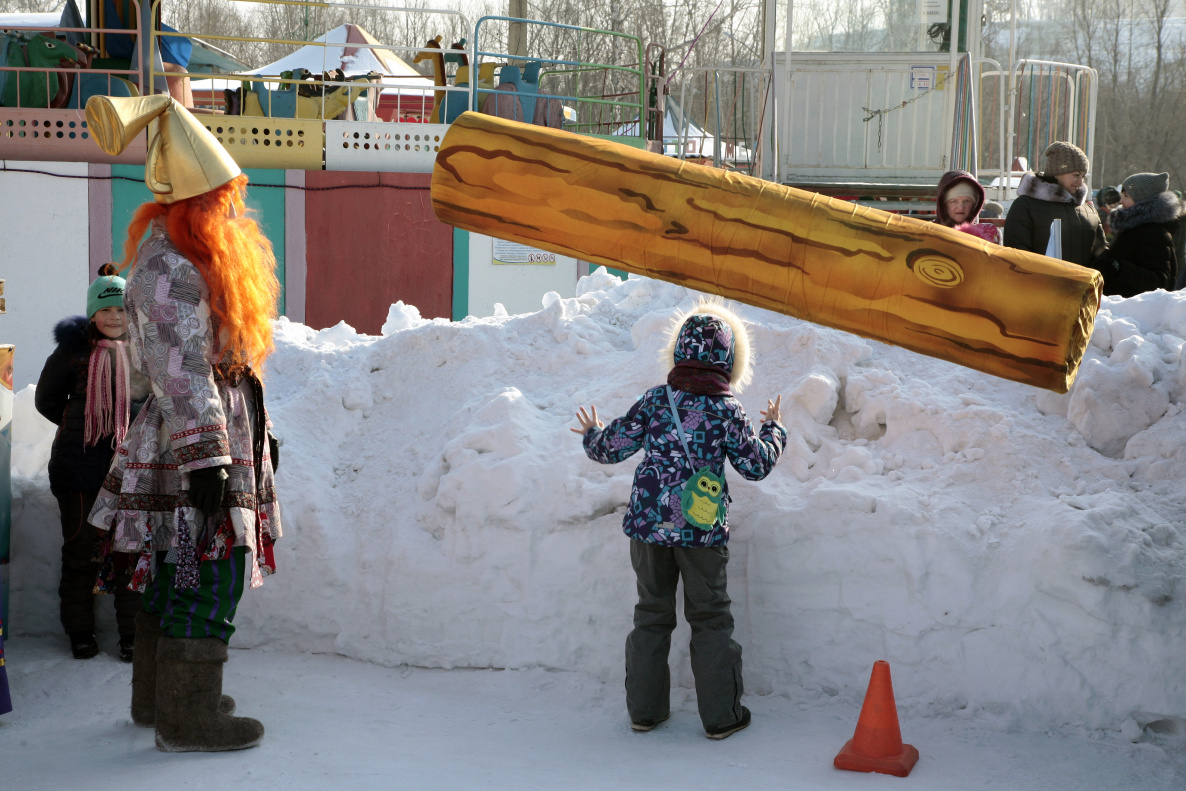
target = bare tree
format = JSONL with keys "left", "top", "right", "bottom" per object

{"left": 1064, "top": 0, "right": 1186, "bottom": 190}
{"left": 0, "top": 0, "right": 66, "bottom": 12}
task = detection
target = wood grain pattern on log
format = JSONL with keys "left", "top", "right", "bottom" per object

{"left": 431, "top": 112, "right": 1103, "bottom": 393}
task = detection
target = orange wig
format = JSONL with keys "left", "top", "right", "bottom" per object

{"left": 121, "top": 175, "right": 280, "bottom": 373}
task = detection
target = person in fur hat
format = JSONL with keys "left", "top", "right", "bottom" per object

{"left": 934, "top": 170, "right": 1000, "bottom": 243}
{"left": 573, "top": 302, "right": 786, "bottom": 740}
{"left": 1091, "top": 172, "right": 1183, "bottom": 297}
{"left": 35, "top": 264, "right": 151, "bottom": 661}
{"left": 83, "top": 94, "right": 281, "bottom": 752}
{"left": 1003, "top": 141, "right": 1106, "bottom": 267}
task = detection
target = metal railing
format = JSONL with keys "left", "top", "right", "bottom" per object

{"left": 0, "top": 1, "right": 669, "bottom": 164}
{"left": 0, "top": 6, "right": 143, "bottom": 108}
{"left": 970, "top": 56, "right": 1004, "bottom": 198}
{"left": 663, "top": 66, "right": 774, "bottom": 176}
{"left": 975, "top": 60, "right": 1097, "bottom": 200}
{"left": 150, "top": 0, "right": 471, "bottom": 122}
{"left": 474, "top": 16, "right": 644, "bottom": 144}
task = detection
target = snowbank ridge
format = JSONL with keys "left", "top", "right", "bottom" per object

{"left": 10, "top": 271, "right": 1185, "bottom": 734}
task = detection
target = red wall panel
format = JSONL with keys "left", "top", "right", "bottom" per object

{"left": 304, "top": 171, "right": 452, "bottom": 334}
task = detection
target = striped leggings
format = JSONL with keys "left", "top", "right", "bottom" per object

{"left": 142, "top": 547, "right": 248, "bottom": 643}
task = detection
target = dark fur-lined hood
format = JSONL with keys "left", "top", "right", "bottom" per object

{"left": 52, "top": 315, "right": 93, "bottom": 354}
{"left": 1108, "top": 192, "right": 1184, "bottom": 234}
{"left": 1017, "top": 172, "right": 1089, "bottom": 206}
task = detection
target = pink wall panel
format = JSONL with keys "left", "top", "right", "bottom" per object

{"left": 304, "top": 171, "right": 452, "bottom": 334}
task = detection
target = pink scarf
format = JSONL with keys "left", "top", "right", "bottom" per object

{"left": 84, "top": 339, "right": 131, "bottom": 449}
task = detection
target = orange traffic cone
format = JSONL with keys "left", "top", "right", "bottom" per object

{"left": 833, "top": 660, "right": 919, "bottom": 777}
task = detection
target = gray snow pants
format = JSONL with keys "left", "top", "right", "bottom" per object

{"left": 625, "top": 539, "right": 744, "bottom": 731}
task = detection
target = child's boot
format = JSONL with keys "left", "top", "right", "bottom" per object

{"left": 705, "top": 705, "right": 751, "bottom": 740}
{"left": 154, "top": 636, "right": 261, "bottom": 752}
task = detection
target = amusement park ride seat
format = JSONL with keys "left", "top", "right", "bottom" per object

{"left": 443, "top": 62, "right": 495, "bottom": 124}
{"left": 229, "top": 68, "right": 379, "bottom": 120}
{"left": 481, "top": 64, "right": 524, "bottom": 122}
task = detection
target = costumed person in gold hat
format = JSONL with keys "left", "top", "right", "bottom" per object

{"left": 84, "top": 95, "right": 282, "bottom": 752}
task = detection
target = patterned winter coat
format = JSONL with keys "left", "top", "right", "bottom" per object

{"left": 88, "top": 222, "right": 281, "bottom": 586}
{"left": 583, "top": 306, "right": 786, "bottom": 548}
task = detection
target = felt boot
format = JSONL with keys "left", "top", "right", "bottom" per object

{"left": 154, "top": 636, "right": 262, "bottom": 752}
{"left": 132, "top": 612, "right": 234, "bottom": 726}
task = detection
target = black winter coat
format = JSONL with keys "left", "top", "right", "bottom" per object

{"left": 1004, "top": 173, "right": 1106, "bottom": 267}
{"left": 1092, "top": 192, "right": 1182, "bottom": 298}
{"left": 1171, "top": 205, "right": 1186, "bottom": 290}
{"left": 35, "top": 316, "right": 147, "bottom": 496}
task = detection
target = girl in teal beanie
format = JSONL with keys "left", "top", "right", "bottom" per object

{"left": 35, "top": 264, "right": 150, "bottom": 661}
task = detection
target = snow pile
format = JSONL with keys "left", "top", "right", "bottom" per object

{"left": 9, "top": 271, "right": 1186, "bottom": 738}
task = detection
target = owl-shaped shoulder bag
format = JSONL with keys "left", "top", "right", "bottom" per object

{"left": 665, "top": 386, "right": 725, "bottom": 530}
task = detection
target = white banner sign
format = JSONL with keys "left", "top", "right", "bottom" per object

{"left": 492, "top": 238, "right": 557, "bottom": 266}
{"left": 920, "top": 0, "right": 946, "bottom": 23}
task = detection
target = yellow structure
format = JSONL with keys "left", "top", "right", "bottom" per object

{"left": 431, "top": 112, "right": 1102, "bottom": 393}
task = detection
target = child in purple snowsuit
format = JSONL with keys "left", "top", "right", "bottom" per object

{"left": 574, "top": 302, "right": 786, "bottom": 739}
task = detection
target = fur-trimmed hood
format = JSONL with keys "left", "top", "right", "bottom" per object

{"left": 661, "top": 301, "right": 753, "bottom": 393}
{"left": 52, "top": 315, "right": 93, "bottom": 354}
{"left": 1017, "top": 172, "right": 1089, "bottom": 206}
{"left": 935, "top": 170, "right": 985, "bottom": 226}
{"left": 1107, "top": 192, "right": 1184, "bottom": 235}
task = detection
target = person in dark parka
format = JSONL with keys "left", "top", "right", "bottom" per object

{"left": 1004, "top": 141, "right": 1106, "bottom": 267}
{"left": 35, "top": 265, "right": 149, "bottom": 661}
{"left": 1092, "top": 172, "right": 1183, "bottom": 297}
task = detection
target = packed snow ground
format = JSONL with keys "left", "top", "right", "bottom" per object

{"left": 4, "top": 269, "right": 1186, "bottom": 788}
{"left": 3, "top": 633, "right": 1183, "bottom": 790}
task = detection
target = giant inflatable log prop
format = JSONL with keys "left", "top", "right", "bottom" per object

{"left": 431, "top": 112, "right": 1102, "bottom": 392}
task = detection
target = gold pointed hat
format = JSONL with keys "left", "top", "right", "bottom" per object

{"left": 85, "top": 94, "right": 241, "bottom": 204}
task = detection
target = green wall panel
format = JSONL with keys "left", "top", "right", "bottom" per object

{"left": 452, "top": 227, "right": 469, "bottom": 321}
{"left": 110, "top": 166, "right": 286, "bottom": 315}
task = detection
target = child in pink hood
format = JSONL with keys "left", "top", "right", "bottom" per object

{"left": 935, "top": 170, "right": 1001, "bottom": 244}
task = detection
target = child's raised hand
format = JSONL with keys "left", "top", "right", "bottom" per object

{"left": 571, "top": 405, "right": 604, "bottom": 435}
{"left": 761, "top": 394, "right": 782, "bottom": 424}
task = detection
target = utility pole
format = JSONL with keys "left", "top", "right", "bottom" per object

{"left": 509, "top": 0, "right": 528, "bottom": 63}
